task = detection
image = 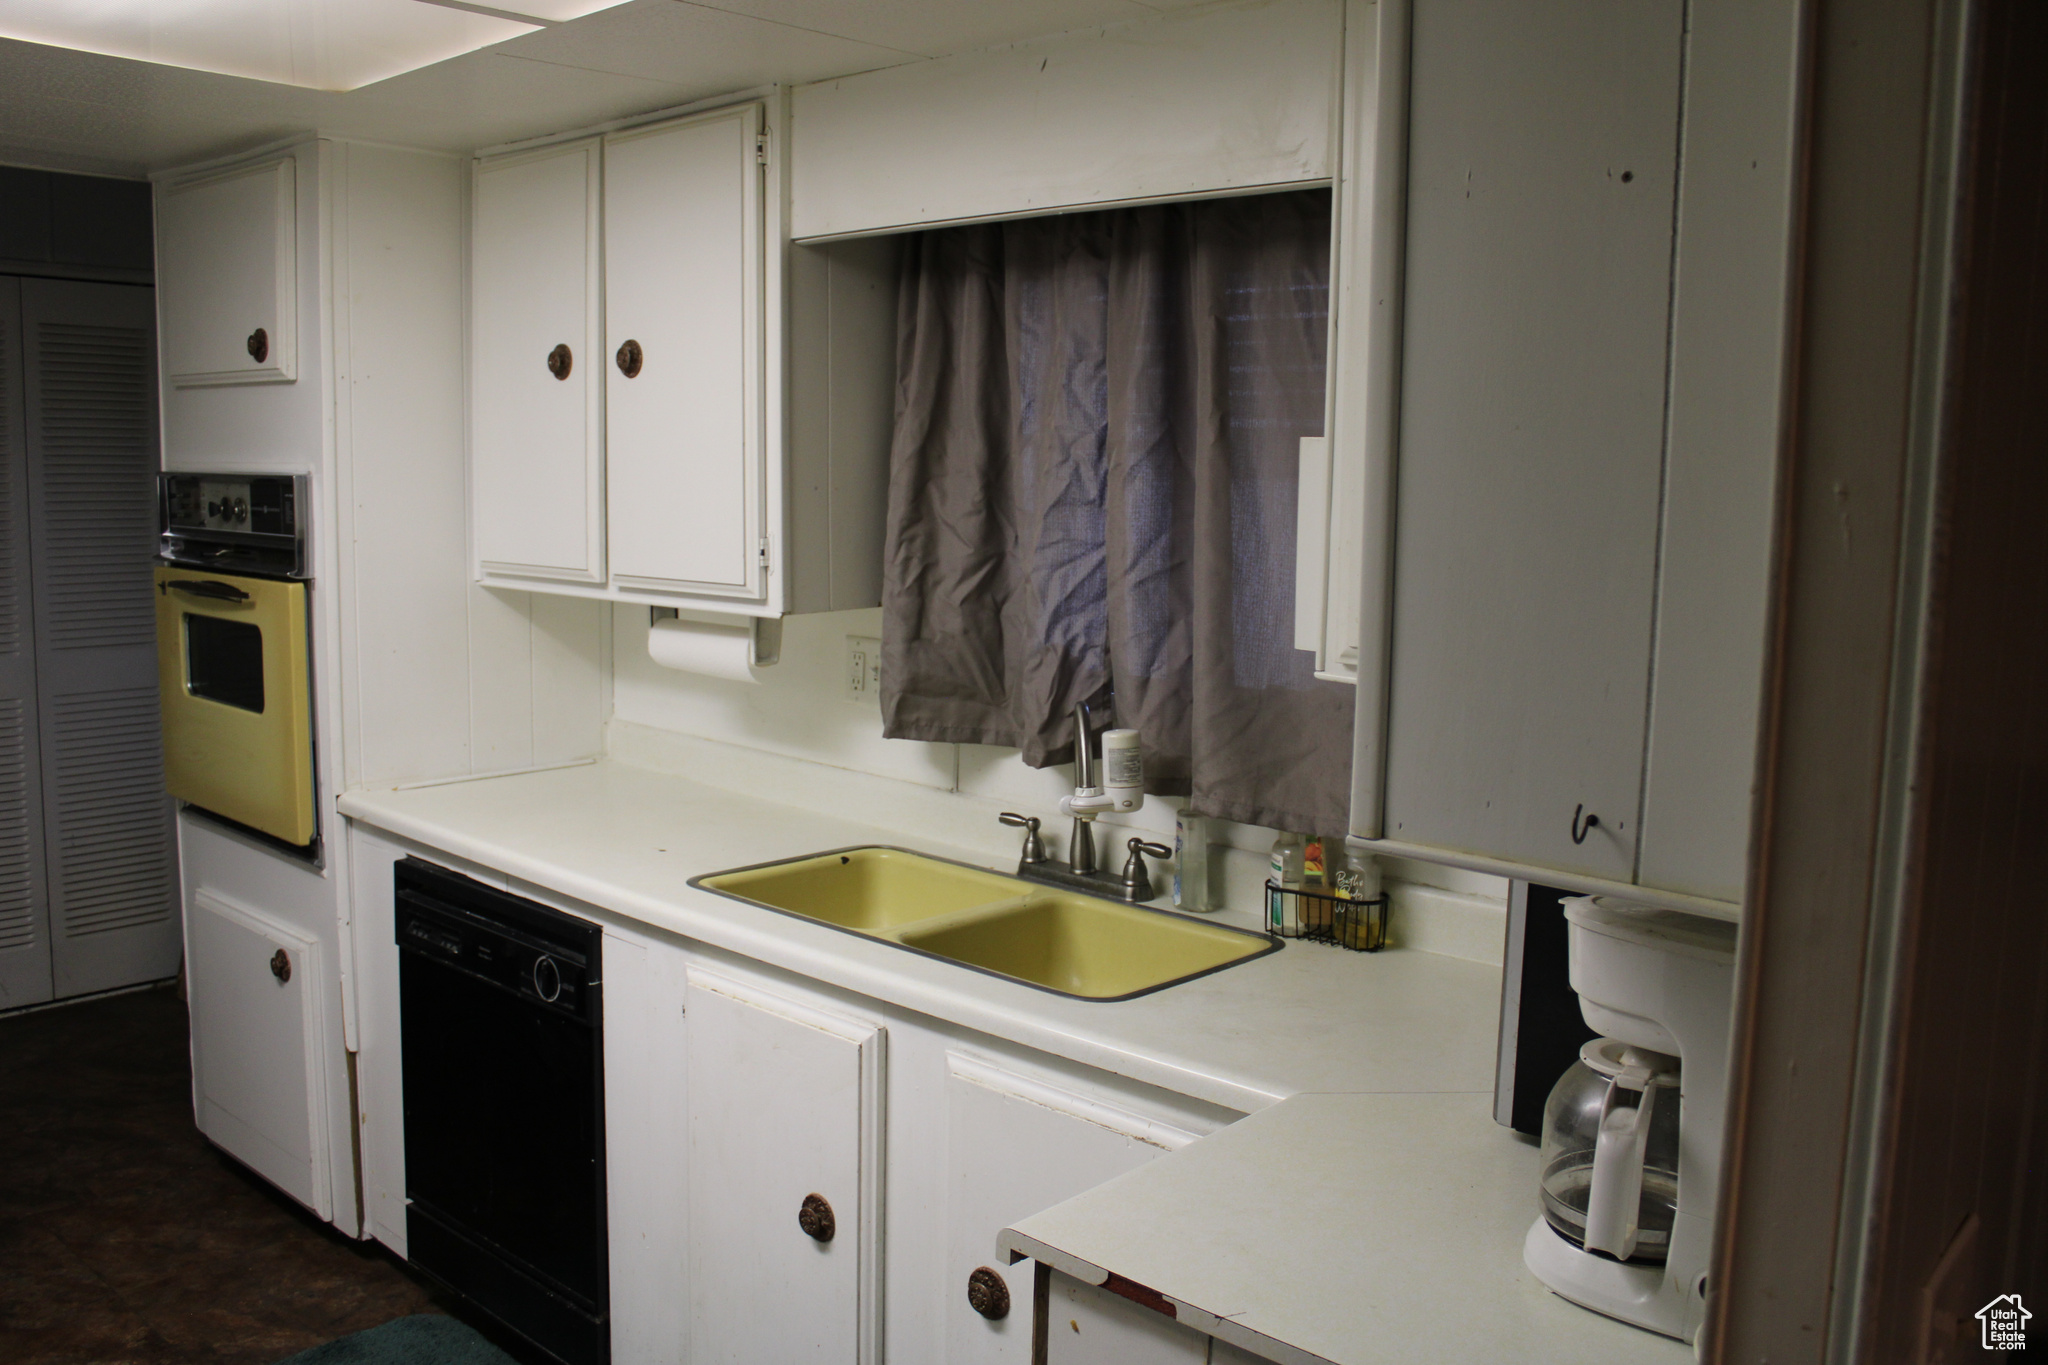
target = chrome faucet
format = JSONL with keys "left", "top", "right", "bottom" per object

{"left": 1067, "top": 700, "right": 1098, "bottom": 875}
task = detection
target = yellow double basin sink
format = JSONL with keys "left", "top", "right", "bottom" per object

{"left": 692, "top": 847, "right": 1279, "bottom": 1001}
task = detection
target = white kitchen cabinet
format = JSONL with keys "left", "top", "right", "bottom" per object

{"left": 601, "top": 928, "right": 693, "bottom": 1364}
{"left": 1378, "top": 0, "right": 1683, "bottom": 887}
{"left": 1629, "top": 0, "right": 1801, "bottom": 904}
{"left": 346, "top": 821, "right": 1251, "bottom": 1365}
{"left": 787, "top": 1, "right": 1339, "bottom": 242}
{"left": 157, "top": 156, "right": 297, "bottom": 386}
{"left": 685, "top": 965, "right": 885, "bottom": 1364}
{"left": 470, "top": 138, "right": 605, "bottom": 584}
{"left": 184, "top": 882, "right": 329, "bottom": 1217}
{"left": 154, "top": 138, "right": 602, "bottom": 1249}
{"left": 604, "top": 106, "right": 763, "bottom": 598}
{"left": 942, "top": 1053, "right": 1201, "bottom": 1364}
{"left": 1346, "top": 0, "right": 1796, "bottom": 912}
{"left": 1039, "top": 1268, "right": 1274, "bottom": 1364}
{"left": 469, "top": 95, "right": 895, "bottom": 617}
{"left": 1043, "top": 1270, "right": 1212, "bottom": 1365}
{"left": 1298, "top": 0, "right": 1406, "bottom": 687}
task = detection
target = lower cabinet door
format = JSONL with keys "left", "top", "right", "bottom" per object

{"left": 1042, "top": 1270, "right": 1211, "bottom": 1365}
{"left": 685, "top": 967, "right": 884, "bottom": 1365}
{"left": 944, "top": 1054, "right": 1203, "bottom": 1364}
{"left": 185, "top": 885, "right": 328, "bottom": 1216}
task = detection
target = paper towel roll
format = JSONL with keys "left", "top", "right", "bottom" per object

{"left": 648, "top": 617, "right": 759, "bottom": 683}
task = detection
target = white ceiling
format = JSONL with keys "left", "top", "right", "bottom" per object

{"left": 0, "top": 0, "right": 1205, "bottom": 178}
{"left": 0, "top": 1, "right": 594, "bottom": 93}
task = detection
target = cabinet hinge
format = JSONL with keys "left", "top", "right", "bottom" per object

{"left": 759, "top": 536, "right": 771, "bottom": 569}
{"left": 755, "top": 135, "right": 768, "bottom": 166}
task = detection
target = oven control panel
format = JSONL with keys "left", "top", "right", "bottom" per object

{"left": 159, "top": 473, "right": 308, "bottom": 578}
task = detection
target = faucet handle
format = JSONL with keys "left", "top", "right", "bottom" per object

{"left": 999, "top": 812, "right": 1048, "bottom": 865}
{"left": 1120, "top": 838, "right": 1174, "bottom": 902}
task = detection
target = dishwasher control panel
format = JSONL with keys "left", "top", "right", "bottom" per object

{"left": 394, "top": 859, "right": 598, "bottom": 1024}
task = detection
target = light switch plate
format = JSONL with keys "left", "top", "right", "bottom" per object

{"left": 845, "top": 636, "right": 882, "bottom": 704}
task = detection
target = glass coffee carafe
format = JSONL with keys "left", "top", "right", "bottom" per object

{"left": 1538, "top": 1037, "right": 1682, "bottom": 1263}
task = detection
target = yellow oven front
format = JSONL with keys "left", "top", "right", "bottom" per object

{"left": 154, "top": 566, "right": 315, "bottom": 847}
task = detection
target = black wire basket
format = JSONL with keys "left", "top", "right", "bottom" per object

{"left": 1264, "top": 880, "right": 1390, "bottom": 952}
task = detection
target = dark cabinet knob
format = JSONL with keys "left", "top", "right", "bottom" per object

{"left": 547, "top": 344, "right": 573, "bottom": 380}
{"left": 246, "top": 327, "right": 268, "bottom": 363}
{"left": 798, "top": 1192, "right": 835, "bottom": 1243}
{"left": 615, "top": 338, "right": 643, "bottom": 378}
{"left": 967, "top": 1266, "right": 1010, "bottom": 1320}
{"left": 269, "top": 948, "right": 291, "bottom": 984}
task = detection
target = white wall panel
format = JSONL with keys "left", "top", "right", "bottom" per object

{"left": 332, "top": 142, "right": 606, "bottom": 790}
{"left": 469, "top": 588, "right": 536, "bottom": 774}
{"left": 789, "top": 0, "right": 1342, "bottom": 241}
{"left": 334, "top": 143, "right": 473, "bottom": 788}
{"left": 610, "top": 604, "right": 955, "bottom": 789}
{"left": 530, "top": 589, "right": 606, "bottom": 766}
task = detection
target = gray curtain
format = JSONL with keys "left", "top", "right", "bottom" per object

{"left": 880, "top": 189, "right": 1354, "bottom": 833}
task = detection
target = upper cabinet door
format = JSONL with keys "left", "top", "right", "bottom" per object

{"left": 604, "top": 106, "right": 764, "bottom": 599}
{"left": 471, "top": 139, "right": 605, "bottom": 585}
{"left": 158, "top": 157, "right": 297, "bottom": 386}
{"left": 1375, "top": 0, "right": 1685, "bottom": 883}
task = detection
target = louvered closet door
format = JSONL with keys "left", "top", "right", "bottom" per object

{"left": 0, "top": 279, "right": 53, "bottom": 1009}
{"left": 21, "top": 279, "right": 179, "bottom": 998}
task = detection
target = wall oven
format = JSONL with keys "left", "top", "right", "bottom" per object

{"left": 154, "top": 473, "right": 316, "bottom": 852}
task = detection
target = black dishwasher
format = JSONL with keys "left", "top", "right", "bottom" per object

{"left": 395, "top": 858, "right": 608, "bottom": 1365}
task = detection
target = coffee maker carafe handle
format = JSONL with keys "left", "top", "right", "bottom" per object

{"left": 1582, "top": 1072, "right": 1658, "bottom": 1260}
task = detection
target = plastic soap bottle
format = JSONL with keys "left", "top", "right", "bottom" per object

{"left": 1302, "top": 835, "right": 1330, "bottom": 933}
{"left": 1267, "top": 831, "right": 1305, "bottom": 935}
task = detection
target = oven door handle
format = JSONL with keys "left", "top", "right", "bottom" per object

{"left": 165, "top": 579, "right": 252, "bottom": 604}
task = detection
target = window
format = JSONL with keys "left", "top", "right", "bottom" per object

{"left": 879, "top": 189, "right": 1354, "bottom": 833}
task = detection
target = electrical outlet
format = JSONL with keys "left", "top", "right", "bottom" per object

{"left": 845, "top": 636, "right": 882, "bottom": 704}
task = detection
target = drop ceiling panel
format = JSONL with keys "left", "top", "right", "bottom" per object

{"left": 0, "top": 0, "right": 539, "bottom": 91}
{"left": 687, "top": 0, "right": 1159, "bottom": 59}
{"left": 497, "top": 1, "right": 910, "bottom": 88}
{"left": 0, "top": 0, "right": 1236, "bottom": 177}
{"left": 0, "top": 35, "right": 697, "bottom": 175}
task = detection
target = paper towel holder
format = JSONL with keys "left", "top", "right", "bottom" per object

{"left": 650, "top": 607, "right": 782, "bottom": 668}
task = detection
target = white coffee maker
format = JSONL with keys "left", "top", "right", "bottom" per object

{"left": 1522, "top": 897, "right": 1738, "bottom": 1343}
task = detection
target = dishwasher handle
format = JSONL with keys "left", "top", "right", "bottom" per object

{"left": 165, "top": 578, "right": 252, "bottom": 604}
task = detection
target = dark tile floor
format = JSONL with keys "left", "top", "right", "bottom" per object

{"left": 0, "top": 985, "right": 441, "bottom": 1364}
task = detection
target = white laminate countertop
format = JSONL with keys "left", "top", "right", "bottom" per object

{"left": 339, "top": 758, "right": 1658, "bottom": 1365}
{"left": 339, "top": 758, "right": 1499, "bottom": 1114}
{"left": 1001, "top": 1092, "right": 1690, "bottom": 1365}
